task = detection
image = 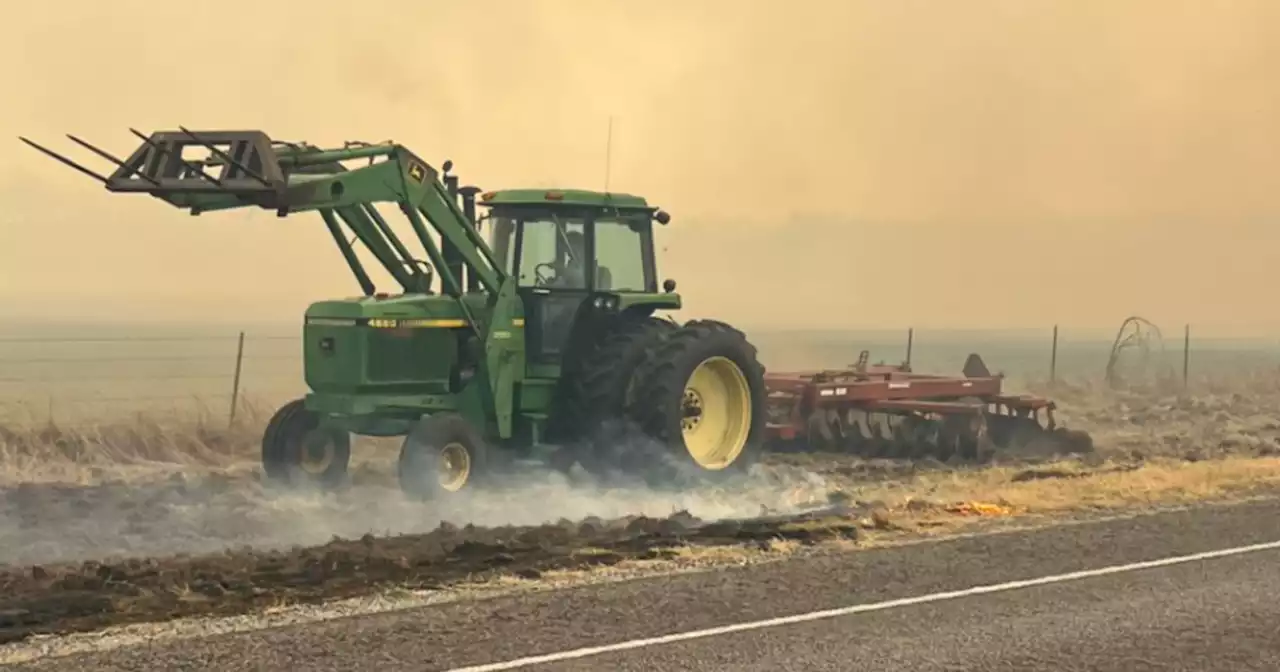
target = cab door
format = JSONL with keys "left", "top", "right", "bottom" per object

{"left": 513, "top": 217, "right": 590, "bottom": 365}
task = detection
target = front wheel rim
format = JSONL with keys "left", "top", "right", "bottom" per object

{"left": 438, "top": 442, "right": 472, "bottom": 492}
{"left": 298, "top": 430, "right": 336, "bottom": 474}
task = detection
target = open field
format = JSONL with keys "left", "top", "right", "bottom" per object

{"left": 2, "top": 326, "right": 1280, "bottom": 652}
{"left": 4, "top": 322, "right": 1280, "bottom": 423}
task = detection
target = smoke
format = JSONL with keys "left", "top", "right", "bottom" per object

{"left": 3, "top": 1, "right": 1280, "bottom": 332}
{"left": 0, "top": 443, "right": 837, "bottom": 567}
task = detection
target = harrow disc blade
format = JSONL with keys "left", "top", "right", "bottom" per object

{"left": 779, "top": 409, "right": 1091, "bottom": 465}
{"left": 985, "top": 415, "right": 1095, "bottom": 461}
{"left": 806, "top": 409, "right": 845, "bottom": 452}
{"left": 938, "top": 414, "right": 989, "bottom": 462}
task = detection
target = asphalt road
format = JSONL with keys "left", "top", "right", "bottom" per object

{"left": 10, "top": 498, "right": 1280, "bottom": 671}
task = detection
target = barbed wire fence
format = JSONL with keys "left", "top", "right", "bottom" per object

{"left": 1, "top": 322, "right": 1277, "bottom": 427}
{"left": 0, "top": 332, "right": 306, "bottom": 426}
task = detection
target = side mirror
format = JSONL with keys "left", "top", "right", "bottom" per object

{"left": 663, "top": 278, "right": 677, "bottom": 293}
{"left": 654, "top": 210, "right": 671, "bottom": 225}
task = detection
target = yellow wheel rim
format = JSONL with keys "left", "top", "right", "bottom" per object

{"left": 299, "top": 432, "right": 335, "bottom": 475}
{"left": 438, "top": 442, "right": 472, "bottom": 492}
{"left": 681, "top": 356, "right": 752, "bottom": 470}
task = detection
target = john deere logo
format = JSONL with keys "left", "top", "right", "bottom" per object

{"left": 407, "top": 162, "right": 427, "bottom": 183}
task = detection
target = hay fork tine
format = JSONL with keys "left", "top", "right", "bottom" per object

{"left": 17, "top": 136, "right": 110, "bottom": 184}
{"left": 65, "top": 134, "right": 160, "bottom": 186}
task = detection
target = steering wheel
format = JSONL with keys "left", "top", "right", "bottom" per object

{"left": 404, "top": 259, "right": 435, "bottom": 293}
{"left": 533, "top": 262, "right": 557, "bottom": 287}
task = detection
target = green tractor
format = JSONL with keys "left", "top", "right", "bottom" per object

{"left": 21, "top": 129, "right": 769, "bottom": 498}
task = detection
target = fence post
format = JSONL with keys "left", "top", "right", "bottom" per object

{"left": 229, "top": 331, "right": 246, "bottom": 426}
{"left": 1050, "top": 324, "right": 1059, "bottom": 384}
{"left": 1182, "top": 323, "right": 1190, "bottom": 388}
{"left": 905, "top": 327, "right": 914, "bottom": 369}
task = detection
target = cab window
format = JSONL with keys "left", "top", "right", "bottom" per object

{"left": 517, "top": 218, "right": 588, "bottom": 289}
{"left": 593, "top": 217, "right": 652, "bottom": 292}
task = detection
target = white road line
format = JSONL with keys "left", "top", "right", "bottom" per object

{"left": 446, "top": 538, "right": 1280, "bottom": 671}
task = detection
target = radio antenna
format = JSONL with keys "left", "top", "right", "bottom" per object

{"left": 603, "top": 116, "right": 614, "bottom": 193}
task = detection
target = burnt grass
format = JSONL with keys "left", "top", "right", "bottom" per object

{"left": 7, "top": 379, "right": 1280, "bottom": 645}
{"left": 0, "top": 506, "right": 859, "bottom": 644}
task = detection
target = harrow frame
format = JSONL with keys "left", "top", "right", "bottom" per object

{"left": 764, "top": 352, "right": 1087, "bottom": 461}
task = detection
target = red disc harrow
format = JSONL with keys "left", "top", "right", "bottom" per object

{"left": 764, "top": 351, "right": 1093, "bottom": 461}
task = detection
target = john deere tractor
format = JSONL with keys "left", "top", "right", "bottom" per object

{"left": 21, "top": 129, "right": 768, "bottom": 498}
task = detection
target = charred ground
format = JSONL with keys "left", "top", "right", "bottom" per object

{"left": 2, "top": 375, "right": 1280, "bottom": 645}
{"left": 0, "top": 503, "right": 866, "bottom": 645}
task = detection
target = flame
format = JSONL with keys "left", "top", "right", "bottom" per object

{"left": 944, "top": 501, "right": 1014, "bottom": 516}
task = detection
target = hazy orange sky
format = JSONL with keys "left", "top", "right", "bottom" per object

{"left": 2, "top": 1, "right": 1279, "bottom": 334}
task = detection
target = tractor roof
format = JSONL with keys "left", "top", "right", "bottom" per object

{"left": 478, "top": 188, "right": 652, "bottom": 210}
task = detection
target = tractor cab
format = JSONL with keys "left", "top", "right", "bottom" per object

{"left": 479, "top": 189, "right": 674, "bottom": 365}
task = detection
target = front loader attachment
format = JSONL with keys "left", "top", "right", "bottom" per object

{"left": 18, "top": 128, "right": 412, "bottom": 217}
{"left": 21, "top": 129, "right": 293, "bottom": 211}
{"left": 20, "top": 128, "right": 506, "bottom": 300}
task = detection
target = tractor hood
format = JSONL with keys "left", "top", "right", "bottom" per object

{"left": 304, "top": 293, "right": 485, "bottom": 325}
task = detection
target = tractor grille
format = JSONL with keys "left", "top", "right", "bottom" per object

{"left": 364, "top": 328, "right": 455, "bottom": 383}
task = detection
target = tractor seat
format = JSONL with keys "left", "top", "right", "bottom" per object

{"left": 596, "top": 265, "right": 613, "bottom": 290}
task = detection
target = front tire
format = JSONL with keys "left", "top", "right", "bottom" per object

{"left": 629, "top": 320, "right": 767, "bottom": 485}
{"left": 261, "top": 398, "right": 351, "bottom": 490}
{"left": 398, "top": 412, "right": 490, "bottom": 501}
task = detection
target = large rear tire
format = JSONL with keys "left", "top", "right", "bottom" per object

{"left": 629, "top": 320, "right": 767, "bottom": 485}
{"left": 561, "top": 315, "right": 678, "bottom": 475}
{"left": 261, "top": 398, "right": 351, "bottom": 490}
{"left": 398, "top": 412, "right": 490, "bottom": 502}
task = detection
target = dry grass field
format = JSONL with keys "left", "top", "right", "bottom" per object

{"left": 2, "top": 326, "right": 1280, "bottom": 646}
